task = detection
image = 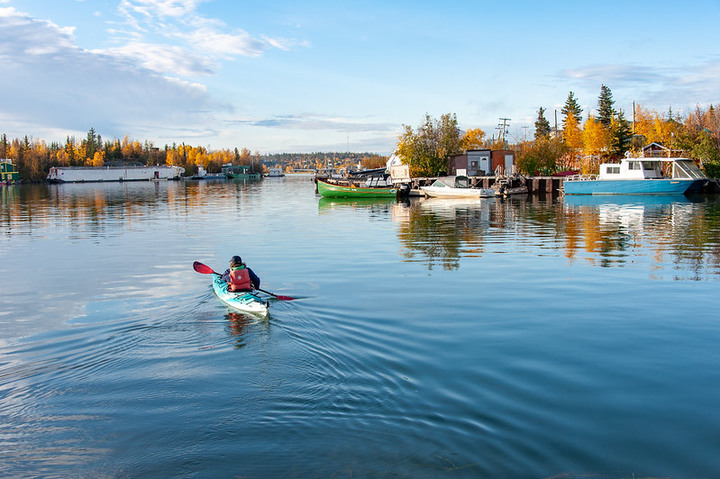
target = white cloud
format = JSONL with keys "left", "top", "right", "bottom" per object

{"left": 99, "top": 41, "right": 215, "bottom": 76}
{"left": 558, "top": 60, "right": 720, "bottom": 115}
{"left": 0, "top": 8, "right": 216, "bottom": 141}
{"left": 113, "top": 0, "right": 305, "bottom": 66}
{"left": 182, "top": 27, "right": 266, "bottom": 57}
{"left": 120, "top": 0, "right": 204, "bottom": 19}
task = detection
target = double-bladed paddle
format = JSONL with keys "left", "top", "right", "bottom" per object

{"left": 192, "top": 261, "right": 295, "bottom": 301}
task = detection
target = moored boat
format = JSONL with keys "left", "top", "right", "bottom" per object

{"left": 316, "top": 179, "right": 399, "bottom": 198}
{"left": 420, "top": 176, "right": 495, "bottom": 198}
{"left": 212, "top": 274, "right": 269, "bottom": 317}
{"left": 47, "top": 165, "right": 185, "bottom": 183}
{"left": 562, "top": 157, "right": 707, "bottom": 195}
{"left": 265, "top": 168, "right": 285, "bottom": 177}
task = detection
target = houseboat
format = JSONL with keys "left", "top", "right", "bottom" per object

{"left": 221, "top": 164, "right": 261, "bottom": 180}
{"left": 47, "top": 165, "right": 184, "bottom": 183}
{"left": 562, "top": 157, "right": 707, "bottom": 195}
{"left": 1, "top": 159, "right": 19, "bottom": 184}
{"left": 265, "top": 168, "right": 285, "bottom": 177}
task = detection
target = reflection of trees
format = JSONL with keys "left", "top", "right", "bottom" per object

{"left": 397, "top": 199, "right": 491, "bottom": 270}
{"left": 560, "top": 197, "right": 720, "bottom": 278}
{"left": 0, "top": 181, "right": 259, "bottom": 239}
{"left": 396, "top": 195, "right": 720, "bottom": 280}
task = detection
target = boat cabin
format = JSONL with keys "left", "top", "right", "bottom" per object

{"left": 597, "top": 158, "right": 705, "bottom": 181}
{"left": 1, "top": 159, "right": 19, "bottom": 184}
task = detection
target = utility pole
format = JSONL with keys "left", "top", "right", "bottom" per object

{"left": 496, "top": 118, "right": 511, "bottom": 146}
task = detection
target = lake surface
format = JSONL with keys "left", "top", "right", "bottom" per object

{"left": 1, "top": 177, "right": 719, "bottom": 478}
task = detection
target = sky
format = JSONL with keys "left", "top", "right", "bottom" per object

{"left": 1, "top": 0, "right": 719, "bottom": 155}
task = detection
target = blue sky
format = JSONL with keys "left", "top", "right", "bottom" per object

{"left": 1, "top": 0, "right": 719, "bottom": 154}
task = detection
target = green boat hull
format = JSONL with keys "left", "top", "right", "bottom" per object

{"left": 316, "top": 179, "right": 398, "bottom": 198}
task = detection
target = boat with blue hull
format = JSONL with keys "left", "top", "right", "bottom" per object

{"left": 562, "top": 157, "right": 706, "bottom": 195}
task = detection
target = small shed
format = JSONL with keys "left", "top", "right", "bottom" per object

{"left": 491, "top": 149, "right": 516, "bottom": 175}
{"left": 449, "top": 149, "right": 492, "bottom": 176}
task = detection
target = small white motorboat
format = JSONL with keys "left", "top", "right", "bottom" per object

{"left": 420, "top": 176, "right": 495, "bottom": 199}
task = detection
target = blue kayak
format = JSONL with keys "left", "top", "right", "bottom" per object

{"left": 212, "top": 274, "right": 269, "bottom": 317}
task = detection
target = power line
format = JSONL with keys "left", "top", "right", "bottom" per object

{"left": 496, "top": 118, "right": 511, "bottom": 143}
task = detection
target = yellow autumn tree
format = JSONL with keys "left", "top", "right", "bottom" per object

{"left": 563, "top": 112, "right": 583, "bottom": 166}
{"left": 653, "top": 116, "right": 680, "bottom": 147}
{"left": 633, "top": 105, "right": 657, "bottom": 142}
{"left": 583, "top": 116, "right": 611, "bottom": 156}
{"left": 460, "top": 128, "right": 486, "bottom": 150}
{"left": 581, "top": 116, "right": 611, "bottom": 174}
{"left": 91, "top": 151, "right": 105, "bottom": 167}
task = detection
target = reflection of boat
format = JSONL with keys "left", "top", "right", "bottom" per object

{"left": 318, "top": 196, "right": 398, "bottom": 212}
{"left": 562, "top": 157, "right": 707, "bottom": 195}
{"left": 562, "top": 194, "right": 693, "bottom": 208}
{"left": 317, "top": 179, "right": 399, "bottom": 198}
{"left": 421, "top": 176, "right": 495, "bottom": 198}
{"left": 418, "top": 197, "right": 492, "bottom": 221}
{"left": 212, "top": 275, "right": 269, "bottom": 317}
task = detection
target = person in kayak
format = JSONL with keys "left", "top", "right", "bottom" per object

{"left": 221, "top": 255, "right": 261, "bottom": 292}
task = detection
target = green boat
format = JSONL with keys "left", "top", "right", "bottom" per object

{"left": 316, "top": 179, "right": 398, "bottom": 198}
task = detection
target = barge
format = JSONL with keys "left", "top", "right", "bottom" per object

{"left": 47, "top": 165, "right": 185, "bottom": 183}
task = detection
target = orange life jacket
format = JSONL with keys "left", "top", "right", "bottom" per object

{"left": 228, "top": 267, "right": 253, "bottom": 291}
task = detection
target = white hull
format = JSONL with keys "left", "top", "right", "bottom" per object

{"left": 47, "top": 166, "right": 185, "bottom": 183}
{"left": 421, "top": 186, "right": 495, "bottom": 198}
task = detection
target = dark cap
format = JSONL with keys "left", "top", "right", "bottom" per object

{"left": 230, "top": 255, "right": 242, "bottom": 266}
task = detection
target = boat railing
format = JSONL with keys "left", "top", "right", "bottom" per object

{"left": 566, "top": 174, "right": 597, "bottom": 182}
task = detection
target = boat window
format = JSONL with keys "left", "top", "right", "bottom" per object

{"left": 674, "top": 160, "right": 706, "bottom": 179}
{"left": 606, "top": 166, "right": 620, "bottom": 174}
{"left": 455, "top": 177, "right": 470, "bottom": 188}
{"left": 628, "top": 162, "right": 641, "bottom": 170}
{"left": 642, "top": 162, "right": 657, "bottom": 170}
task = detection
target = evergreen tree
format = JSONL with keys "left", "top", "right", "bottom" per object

{"left": 534, "top": 107, "right": 551, "bottom": 139}
{"left": 610, "top": 109, "right": 632, "bottom": 158}
{"left": 597, "top": 84, "right": 615, "bottom": 128}
{"left": 561, "top": 91, "right": 583, "bottom": 126}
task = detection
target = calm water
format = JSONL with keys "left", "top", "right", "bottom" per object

{"left": 1, "top": 178, "right": 719, "bottom": 478}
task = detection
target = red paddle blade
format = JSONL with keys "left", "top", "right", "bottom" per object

{"left": 274, "top": 295, "right": 295, "bottom": 301}
{"left": 193, "top": 261, "right": 217, "bottom": 275}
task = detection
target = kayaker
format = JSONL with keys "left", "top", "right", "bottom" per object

{"left": 221, "top": 255, "right": 261, "bottom": 292}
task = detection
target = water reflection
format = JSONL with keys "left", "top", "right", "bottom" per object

{"left": 392, "top": 194, "right": 720, "bottom": 279}
{"left": 0, "top": 181, "right": 261, "bottom": 239}
{"left": 397, "top": 198, "right": 492, "bottom": 270}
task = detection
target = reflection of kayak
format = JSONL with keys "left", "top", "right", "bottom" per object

{"left": 212, "top": 274, "right": 269, "bottom": 317}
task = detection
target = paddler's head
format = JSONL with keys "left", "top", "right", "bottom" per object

{"left": 230, "top": 255, "right": 243, "bottom": 267}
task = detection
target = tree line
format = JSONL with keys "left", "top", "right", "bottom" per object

{"left": 396, "top": 85, "right": 720, "bottom": 178}
{"left": 0, "top": 128, "right": 390, "bottom": 182}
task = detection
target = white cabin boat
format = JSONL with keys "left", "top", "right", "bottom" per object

{"left": 47, "top": 165, "right": 184, "bottom": 183}
{"left": 563, "top": 157, "right": 706, "bottom": 195}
